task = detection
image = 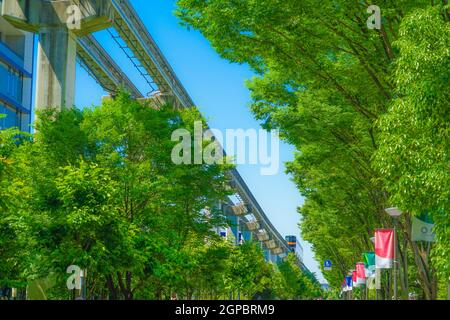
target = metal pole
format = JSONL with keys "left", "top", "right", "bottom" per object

{"left": 81, "top": 269, "right": 87, "bottom": 300}
{"left": 447, "top": 281, "right": 450, "bottom": 300}
{"left": 393, "top": 220, "right": 398, "bottom": 300}
{"left": 404, "top": 238, "right": 409, "bottom": 298}
{"left": 375, "top": 268, "right": 380, "bottom": 300}
{"left": 387, "top": 268, "right": 391, "bottom": 300}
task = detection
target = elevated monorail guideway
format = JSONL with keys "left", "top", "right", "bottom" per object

{"left": 229, "top": 169, "right": 291, "bottom": 255}
{"left": 110, "top": 0, "right": 194, "bottom": 108}
{"left": 77, "top": 34, "right": 142, "bottom": 98}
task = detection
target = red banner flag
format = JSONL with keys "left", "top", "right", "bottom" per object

{"left": 375, "top": 229, "right": 394, "bottom": 269}
{"left": 356, "top": 262, "right": 366, "bottom": 285}
{"left": 352, "top": 270, "right": 358, "bottom": 287}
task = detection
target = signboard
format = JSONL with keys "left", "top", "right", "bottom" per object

{"left": 324, "top": 260, "right": 332, "bottom": 271}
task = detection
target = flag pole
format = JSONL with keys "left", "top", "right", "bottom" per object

{"left": 393, "top": 221, "right": 398, "bottom": 300}
{"left": 376, "top": 282, "right": 378, "bottom": 300}
{"left": 385, "top": 207, "right": 403, "bottom": 300}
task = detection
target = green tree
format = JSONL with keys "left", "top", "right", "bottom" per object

{"left": 275, "top": 253, "right": 322, "bottom": 300}
{"left": 225, "top": 241, "right": 273, "bottom": 299}
{"left": 373, "top": 7, "right": 449, "bottom": 298}
{"left": 0, "top": 126, "right": 31, "bottom": 290}
{"left": 1, "top": 92, "right": 233, "bottom": 299}
{"left": 175, "top": 0, "right": 449, "bottom": 299}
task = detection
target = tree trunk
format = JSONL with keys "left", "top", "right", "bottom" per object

{"left": 117, "top": 272, "right": 133, "bottom": 300}
{"left": 106, "top": 275, "right": 118, "bottom": 300}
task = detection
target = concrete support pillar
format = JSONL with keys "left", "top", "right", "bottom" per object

{"left": 35, "top": 27, "right": 77, "bottom": 109}
{"left": 2, "top": 0, "right": 113, "bottom": 110}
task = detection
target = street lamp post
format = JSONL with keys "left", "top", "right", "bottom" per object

{"left": 385, "top": 207, "right": 403, "bottom": 300}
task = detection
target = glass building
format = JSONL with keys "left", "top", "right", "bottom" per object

{"left": 0, "top": 10, "right": 34, "bottom": 132}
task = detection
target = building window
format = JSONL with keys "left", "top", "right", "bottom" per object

{"left": 0, "top": 104, "right": 19, "bottom": 130}
{"left": 0, "top": 60, "right": 24, "bottom": 103}
{"left": 0, "top": 61, "right": 9, "bottom": 93}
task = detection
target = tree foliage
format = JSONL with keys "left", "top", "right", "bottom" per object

{"left": 0, "top": 93, "right": 319, "bottom": 300}
{"left": 176, "top": 0, "right": 449, "bottom": 299}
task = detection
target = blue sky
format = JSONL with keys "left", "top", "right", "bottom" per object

{"left": 73, "top": 0, "right": 324, "bottom": 282}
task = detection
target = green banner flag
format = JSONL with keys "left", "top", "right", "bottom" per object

{"left": 363, "top": 252, "right": 375, "bottom": 276}
{"left": 412, "top": 212, "right": 435, "bottom": 242}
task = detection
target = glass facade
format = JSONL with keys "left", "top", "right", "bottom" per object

{"left": 0, "top": 103, "right": 19, "bottom": 129}
{"left": 0, "top": 59, "right": 23, "bottom": 104}
{"left": 0, "top": 24, "right": 33, "bottom": 132}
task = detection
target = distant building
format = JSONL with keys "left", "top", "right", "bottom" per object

{"left": 285, "top": 235, "right": 304, "bottom": 261}
{"left": 0, "top": 12, "right": 34, "bottom": 132}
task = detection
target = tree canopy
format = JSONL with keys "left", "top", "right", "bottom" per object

{"left": 0, "top": 92, "right": 320, "bottom": 300}
{"left": 176, "top": 0, "right": 449, "bottom": 299}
